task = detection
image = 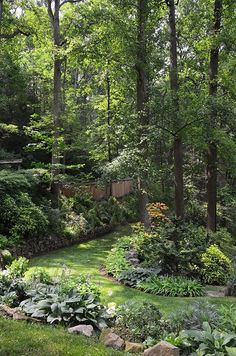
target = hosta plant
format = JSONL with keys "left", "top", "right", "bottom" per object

{"left": 20, "top": 284, "right": 110, "bottom": 329}
{"left": 181, "top": 322, "right": 236, "bottom": 355}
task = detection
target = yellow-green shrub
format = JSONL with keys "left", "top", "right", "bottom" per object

{"left": 201, "top": 245, "right": 233, "bottom": 285}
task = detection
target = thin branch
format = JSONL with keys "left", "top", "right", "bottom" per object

{"left": 47, "top": 0, "right": 54, "bottom": 21}
{"left": 0, "top": 29, "right": 30, "bottom": 39}
{"left": 174, "top": 117, "right": 204, "bottom": 136}
{"left": 59, "top": 0, "right": 82, "bottom": 8}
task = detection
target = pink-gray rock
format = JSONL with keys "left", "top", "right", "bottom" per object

{"left": 100, "top": 329, "right": 124, "bottom": 350}
{"left": 68, "top": 324, "right": 94, "bottom": 337}
{"left": 125, "top": 341, "right": 145, "bottom": 353}
{"left": 143, "top": 341, "right": 179, "bottom": 356}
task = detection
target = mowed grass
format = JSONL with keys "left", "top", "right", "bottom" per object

{"left": 29, "top": 226, "right": 236, "bottom": 314}
{"left": 0, "top": 317, "right": 121, "bottom": 356}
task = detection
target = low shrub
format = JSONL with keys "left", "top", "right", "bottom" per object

{"left": 20, "top": 283, "right": 110, "bottom": 329}
{"left": 181, "top": 322, "right": 236, "bottom": 355}
{"left": 7, "top": 257, "right": 29, "bottom": 278}
{"left": 116, "top": 301, "right": 164, "bottom": 342}
{"left": 105, "top": 247, "right": 131, "bottom": 278}
{"left": 225, "top": 265, "right": 236, "bottom": 296}
{"left": 201, "top": 245, "right": 233, "bottom": 285}
{"left": 167, "top": 301, "right": 219, "bottom": 333}
{"left": 0, "top": 257, "right": 29, "bottom": 306}
{"left": 118, "top": 267, "right": 161, "bottom": 287}
{"left": 219, "top": 304, "right": 236, "bottom": 333}
{"left": 26, "top": 268, "right": 53, "bottom": 285}
{"left": 139, "top": 276, "right": 205, "bottom": 297}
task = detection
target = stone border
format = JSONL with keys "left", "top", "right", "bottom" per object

{"left": 8, "top": 225, "right": 114, "bottom": 259}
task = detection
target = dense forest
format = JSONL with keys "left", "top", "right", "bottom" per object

{"left": 0, "top": 1, "right": 236, "bottom": 355}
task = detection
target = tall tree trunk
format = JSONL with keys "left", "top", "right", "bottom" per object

{"left": 0, "top": 0, "right": 3, "bottom": 22}
{"left": 207, "top": 0, "right": 222, "bottom": 232}
{"left": 136, "top": 0, "right": 150, "bottom": 228}
{"left": 106, "top": 73, "right": 112, "bottom": 163}
{"left": 167, "top": 0, "right": 184, "bottom": 219}
{"left": 48, "top": 0, "right": 62, "bottom": 176}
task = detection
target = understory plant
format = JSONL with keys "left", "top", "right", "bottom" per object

{"left": 201, "top": 245, "right": 233, "bottom": 285}
{"left": 115, "top": 301, "right": 165, "bottom": 342}
{"left": 139, "top": 276, "right": 205, "bottom": 297}
{"left": 20, "top": 283, "right": 109, "bottom": 329}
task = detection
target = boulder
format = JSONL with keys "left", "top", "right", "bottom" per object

{"left": 100, "top": 328, "right": 124, "bottom": 350}
{"left": 68, "top": 324, "right": 94, "bottom": 337}
{"left": 143, "top": 341, "right": 179, "bottom": 356}
{"left": 125, "top": 341, "right": 145, "bottom": 353}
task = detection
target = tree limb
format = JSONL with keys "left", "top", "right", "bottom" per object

{"left": 59, "top": 0, "right": 82, "bottom": 8}
{"left": 47, "top": 0, "right": 54, "bottom": 21}
{"left": 0, "top": 29, "right": 30, "bottom": 39}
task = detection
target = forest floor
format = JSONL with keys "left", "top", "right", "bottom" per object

{"left": 29, "top": 225, "right": 236, "bottom": 313}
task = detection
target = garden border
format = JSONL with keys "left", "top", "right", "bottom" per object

{"left": 9, "top": 224, "right": 114, "bottom": 259}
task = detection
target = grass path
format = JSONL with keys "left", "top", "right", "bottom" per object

{"left": 30, "top": 226, "right": 236, "bottom": 314}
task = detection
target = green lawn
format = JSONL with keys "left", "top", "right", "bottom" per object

{"left": 0, "top": 317, "right": 121, "bottom": 356}
{"left": 29, "top": 226, "right": 236, "bottom": 314}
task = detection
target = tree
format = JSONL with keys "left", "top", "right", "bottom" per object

{"left": 166, "top": 0, "right": 184, "bottom": 219}
{"left": 136, "top": 0, "right": 151, "bottom": 228}
{"left": 207, "top": 0, "right": 223, "bottom": 232}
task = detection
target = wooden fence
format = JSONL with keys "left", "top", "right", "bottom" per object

{"left": 60, "top": 179, "right": 133, "bottom": 200}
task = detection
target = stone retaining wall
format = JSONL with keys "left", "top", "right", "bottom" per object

{"left": 9, "top": 225, "right": 113, "bottom": 259}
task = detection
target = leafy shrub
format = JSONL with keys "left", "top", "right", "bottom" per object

{"left": 0, "top": 263, "right": 27, "bottom": 307}
{"left": 219, "top": 304, "right": 236, "bottom": 333}
{"left": 20, "top": 283, "right": 110, "bottom": 329}
{"left": 27, "top": 268, "right": 52, "bottom": 285}
{"left": 0, "top": 235, "right": 8, "bottom": 249}
{"left": 0, "top": 249, "right": 13, "bottom": 267}
{"left": 139, "top": 276, "right": 205, "bottom": 297}
{"left": 116, "top": 301, "right": 164, "bottom": 342}
{"left": 7, "top": 257, "right": 29, "bottom": 278}
{"left": 167, "top": 301, "right": 219, "bottom": 333}
{"left": 135, "top": 221, "right": 209, "bottom": 276}
{"left": 225, "top": 264, "right": 236, "bottom": 296}
{"left": 210, "top": 228, "right": 236, "bottom": 258}
{"left": 201, "top": 245, "right": 233, "bottom": 285}
{"left": 118, "top": 267, "right": 161, "bottom": 287}
{"left": 105, "top": 247, "right": 131, "bottom": 278}
{"left": 181, "top": 322, "right": 236, "bottom": 355}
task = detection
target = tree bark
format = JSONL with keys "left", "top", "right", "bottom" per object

{"left": 207, "top": 0, "right": 222, "bottom": 232}
{"left": 47, "top": 0, "right": 63, "bottom": 176}
{"left": 167, "top": 0, "right": 184, "bottom": 219}
{"left": 0, "top": 0, "right": 3, "bottom": 22}
{"left": 106, "top": 73, "right": 112, "bottom": 162}
{"left": 136, "top": 0, "right": 150, "bottom": 228}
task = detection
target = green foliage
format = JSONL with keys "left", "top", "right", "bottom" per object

{"left": 118, "top": 267, "right": 161, "bottom": 287}
{"left": 225, "top": 265, "right": 236, "bottom": 297}
{"left": 116, "top": 301, "right": 163, "bottom": 342}
{"left": 167, "top": 301, "right": 219, "bottom": 333}
{"left": 7, "top": 257, "right": 29, "bottom": 278}
{"left": 139, "top": 276, "right": 205, "bottom": 297}
{"left": 136, "top": 221, "right": 209, "bottom": 276}
{"left": 105, "top": 246, "right": 130, "bottom": 278}
{"left": 0, "top": 260, "right": 28, "bottom": 307}
{"left": 181, "top": 322, "right": 236, "bottom": 355}
{"left": 219, "top": 304, "right": 236, "bottom": 333}
{"left": 0, "top": 235, "right": 8, "bottom": 249}
{"left": 27, "top": 268, "right": 53, "bottom": 285}
{"left": 20, "top": 282, "right": 109, "bottom": 329}
{"left": 201, "top": 245, "right": 233, "bottom": 285}
{"left": 0, "top": 249, "right": 13, "bottom": 267}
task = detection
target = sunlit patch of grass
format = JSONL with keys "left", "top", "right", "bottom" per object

{"left": 0, "top": 317, "right": 121, "bottom": 356}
